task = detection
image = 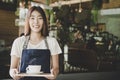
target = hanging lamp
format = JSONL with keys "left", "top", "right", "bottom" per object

{"left": 79, "top": 0, "right": 82, "bottom": 13}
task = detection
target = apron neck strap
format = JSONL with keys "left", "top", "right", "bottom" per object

{"left": 44, "top": 37, "right": 49, "bottom": 49}
{"left": 23, "top": 36, "right": 49, "bottom": 49}
{"left": 23, "top": 36, "right": 30, "bottom": 49}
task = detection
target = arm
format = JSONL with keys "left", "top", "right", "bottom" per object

{"left": 51, "top": 54, "right": 59, "bottom": 78}
{"left": 46, "top": 37, "right": 62, "bottom": 80}
{"left": 10, "top": 55, "right": 20, "bottom": 69}
{"left": 9, "top": 55, "right": 21, "bottom": 80}
{"left": 46, "top": 54, "right": 59, "bottom": 80}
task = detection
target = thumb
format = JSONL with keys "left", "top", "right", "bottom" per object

{"left": 51, "top": 69, "right": 53, "bottom": 74}
{"left": 14, "top": 69, "right": 19, "bottom": 74}
{"left": 9, "top": 69, "right": 18, "bottom": 78}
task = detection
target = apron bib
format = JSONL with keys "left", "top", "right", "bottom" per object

{"left": 19, "top": 36, "right": 50, "bottom": 80}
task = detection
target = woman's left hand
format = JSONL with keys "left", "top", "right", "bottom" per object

{"left": 45, "top": 69, "right": 58, "bottom": 80}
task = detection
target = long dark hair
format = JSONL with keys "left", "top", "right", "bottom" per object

{"left": 24, "top": 6, "right": 49, "bottom": 37}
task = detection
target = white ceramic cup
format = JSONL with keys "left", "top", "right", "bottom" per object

{"left": 26, "top": 65, "right": 41, "bottom": 73}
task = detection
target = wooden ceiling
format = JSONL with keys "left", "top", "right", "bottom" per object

{"left": 32, "top": 0, "right": 93, "bottom": 10}
{"left": 33, "top": 0, "right": 58, "bottom": 4}
{"left": 33, "top": 0, "right": 93, "bottom": 5}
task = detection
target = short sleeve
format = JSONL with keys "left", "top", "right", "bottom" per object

{"left": 10, "top": 36, "right": 24, "bottom": 57}
{"left": 48, "top": 37, "right": 62, "bottom": 55}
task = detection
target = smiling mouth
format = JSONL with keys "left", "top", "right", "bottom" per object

{"left": 34, "top": 25, "right": 39, "bottom": 27}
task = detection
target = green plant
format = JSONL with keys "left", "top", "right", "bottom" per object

{"left": 91, "top": 0, "right": 103, "bottom": 25}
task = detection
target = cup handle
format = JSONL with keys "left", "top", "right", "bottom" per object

{"left": 26, "top": 67, "right": 29, "bottom": 71}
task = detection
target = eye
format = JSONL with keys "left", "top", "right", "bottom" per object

{"left": 38, "top": 17, "right": 43, "bottom": 19}
{"left": 30, "top": 17, "right": 35, "bottom": 20}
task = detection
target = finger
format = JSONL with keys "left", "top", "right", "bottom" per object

{"left": 14, "top": 69, "right": 19, "bottom": 74}
{"left": 14, "top": 76, "right": 22, "bottom": 80}
{"left": 45, "top": 75, "right": 55, "bottom": 80}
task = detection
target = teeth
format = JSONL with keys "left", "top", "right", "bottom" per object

{"left": 34, "top": 26, "right": 39, "bottom": 27}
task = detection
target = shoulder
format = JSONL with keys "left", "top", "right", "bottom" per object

{"left": 46, "top": 36, "right": 58, "bottom": 44}
{"left": 14, "top": 36, "right": 25, "bottom": 42}
{"left": 46, "top": 36, "right": 57, "bottom": 42}
{"left": 46, "top": 36, "right": 62, "bottom": 55}
{"left": 11, "top": 36, "right": 26, "bottom": 57}
{"left": 13, "top": 36, "right": 26, "bottom": 45}
{"left": 46, "top": 36, "right": 59, "bottom": 46}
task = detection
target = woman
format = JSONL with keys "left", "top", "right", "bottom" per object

{"left": 9, "top": 6, "right": 62, "bottom": 80}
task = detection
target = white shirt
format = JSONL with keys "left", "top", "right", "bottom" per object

{"left": 10, "top": 36, "right": 62, "bottom": 58}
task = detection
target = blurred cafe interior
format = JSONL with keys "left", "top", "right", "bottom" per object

{"left": 0, "top": 0, "right": 120, "bottom": 79}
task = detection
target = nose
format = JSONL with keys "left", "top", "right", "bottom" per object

{"left": 34, "top": 18, "right": 38, "bottom": 24}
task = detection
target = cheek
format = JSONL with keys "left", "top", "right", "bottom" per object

{"left": 39, "top": 20, "right": 44, "bottom": 25}
{"left": 39, "top": 21, "right": 44, "bottom": 28}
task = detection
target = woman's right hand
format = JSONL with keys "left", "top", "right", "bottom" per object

{"left": 9, "top": 68, "right": 22, "bottom": 80}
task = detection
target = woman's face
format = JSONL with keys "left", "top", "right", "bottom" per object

{"left": 29, "top": 10, "right": 43, "bottom": 33}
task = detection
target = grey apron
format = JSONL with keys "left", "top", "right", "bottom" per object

{"left": 19, "top": 36, "right": 50, "bottom": 80}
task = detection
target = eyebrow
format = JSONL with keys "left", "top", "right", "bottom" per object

{"left": 30, "top": 14, "right": 42, "bottom": 17}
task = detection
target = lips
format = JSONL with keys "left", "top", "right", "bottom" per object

{"left": 33, "top": 25, "right": 39, "bottom": 28}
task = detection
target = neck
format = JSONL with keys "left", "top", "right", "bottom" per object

{"left": 30, "top": 33, "right": 44, "bottom": 42}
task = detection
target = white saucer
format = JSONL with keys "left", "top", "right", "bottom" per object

{"left": 26, "top": 71, "right": 43, "bottom": 74}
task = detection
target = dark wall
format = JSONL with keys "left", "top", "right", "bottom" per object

{"left": 0, "top": 9, "right": 18, "bottom": 46}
